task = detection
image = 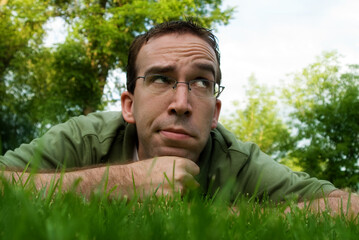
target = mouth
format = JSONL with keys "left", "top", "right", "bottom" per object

{"left": 159, "top": 127, "right": 193, "bottom": 140}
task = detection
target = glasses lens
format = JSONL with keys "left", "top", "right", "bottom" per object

{"left": 144, "top": 75, "right": 174, "bottom": 93}
{"left": 190, "top": 79, "right": 217, "bottom": 98}
{"left": 141, "top": 74, "right": 223, "bottom": 98}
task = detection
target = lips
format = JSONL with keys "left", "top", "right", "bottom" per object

{"left": 159, "top": 127, "right": 193, "bottom": 140}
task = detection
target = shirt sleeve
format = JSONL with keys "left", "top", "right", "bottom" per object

{"left": 236, "top": 143, "right": 337, "bottom": 202}
{"left": 207, "top": 124, "right": 337, "bottom": 203}
{"left": 0, "top": 112, "right": 123, "bottom": 169}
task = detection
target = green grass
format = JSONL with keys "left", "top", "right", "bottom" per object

{"left": 0, "top": 177, "right": 358, "bottom": 240}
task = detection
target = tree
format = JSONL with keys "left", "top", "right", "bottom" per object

{"left": 0, "top": 0, "right": 234, "bottom": 153}
{"left": 0, "top": 0, "right": 50, "bottom": 154}
{"left": 283, "top": 52, "right": 359, "bottom": 190}
{"left": 221, "top": 75, "right": 292, "bottom": 161}
{"left": 0, "top": 0, "right": 48, "bottom": 78}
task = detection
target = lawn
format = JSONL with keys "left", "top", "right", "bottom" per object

{"left": 0, "top": 177, "right": 358, "bottom": 240}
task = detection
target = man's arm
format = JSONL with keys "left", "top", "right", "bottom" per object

{"left": 2, "top": 157, "right": 200, "bottom": 199}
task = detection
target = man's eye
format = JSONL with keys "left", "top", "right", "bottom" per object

{"left": 192, "top": 79, "right": 211, "bottom": 88}
{"left": 147, "top": 75, "right": 172, "bottom": 84}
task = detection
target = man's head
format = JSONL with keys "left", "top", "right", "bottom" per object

{"left": 126, "top": 20, "right": 222, "bottom": 94}
{"left": 121, "top": 20, "right": 222, "bottom": 162}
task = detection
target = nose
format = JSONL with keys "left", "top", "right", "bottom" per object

{"left": 168, "top": 82, "right": 192, "bottom": 116}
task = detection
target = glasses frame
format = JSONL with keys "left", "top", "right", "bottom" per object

{"left": 136, "top": 74, "right": 225, "bottom": 98}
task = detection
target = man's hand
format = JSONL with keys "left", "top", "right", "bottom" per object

{"left": 125, "top": 157, "right": 200, "bottom": 197}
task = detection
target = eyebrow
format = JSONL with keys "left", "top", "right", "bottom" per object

{"left": 194, "top": 63, "right": 216, "bottom": 78}
{"left": 144, "top": 63, "right": 216, "bottom": 77}
{"left": 144, "top": 66, "right": 176, "bottom": 76}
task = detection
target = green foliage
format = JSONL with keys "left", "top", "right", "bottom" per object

{"left": 221, "top": 75, "right": 292, "bottom": 160}
{"left": 0, "top": 0, "right": 51, "bottom": 154}
{"left": 283, "top": 52, "right": 359, "bottom": 190}
{"left": 0, "top": 177, "right": 358, "bottom": 239}
{"left": 0, "top": 0, "right": 234, "bottom": 153}
{"left": 0, "top": 0, "right": 49, "bottom": 78}
{"left": 52, "top": 39, "right": 103, "bottom": 115}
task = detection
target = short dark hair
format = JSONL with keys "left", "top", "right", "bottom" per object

{"left": 126, "top": 20, "right": 221, "bottom": 94}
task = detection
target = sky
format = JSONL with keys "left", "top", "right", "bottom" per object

{"left": 45, "top": 0, "right": 359, "bottom": 115}
{"left": 216, "top": 0, "right": 359, "bottom": 115}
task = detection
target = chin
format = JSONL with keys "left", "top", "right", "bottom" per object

{"left": 154, "top": 148, "right": 197, "bottom": 161}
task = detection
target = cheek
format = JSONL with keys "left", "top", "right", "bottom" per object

{"left": 133, "top": 96, "right": 167, "bottom": 125}
{"left": 195, "top": 103, "right": 216, "bottom": 128}
{"left": 132, "top": 89, "right": 152, "bottom": 118}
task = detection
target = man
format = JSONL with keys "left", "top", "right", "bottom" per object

{"left": 1, "top": 21, "right": 358, "bottom": 216}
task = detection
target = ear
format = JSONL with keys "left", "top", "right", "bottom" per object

{"left": 121, "top": 91, "right": 136, "bottom": 124}
{"left": 211, "top": 99, "right": 222, "bottom": 129}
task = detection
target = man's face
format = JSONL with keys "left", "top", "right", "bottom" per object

{"left": 121, "top": 33, "right": 221, "bottom": 162}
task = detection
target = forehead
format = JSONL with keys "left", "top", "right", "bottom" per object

{"left": 136, "top": 33, "right": 218, "bottom": 74}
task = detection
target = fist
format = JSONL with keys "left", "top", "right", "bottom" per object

{"left": 133, "top": 156, "right": 200, "bottom": 197}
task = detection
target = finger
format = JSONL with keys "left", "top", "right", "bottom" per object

{"left": 184, "top": 160, "right": 200, "bottom": 176}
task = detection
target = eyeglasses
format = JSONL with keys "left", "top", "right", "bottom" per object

{"left": 136, "top": 74, "right": 225, "bottom": 98}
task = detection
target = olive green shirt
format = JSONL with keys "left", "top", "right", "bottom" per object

{"left": 0, "top": 111, "right": 336, "bottom": 201}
